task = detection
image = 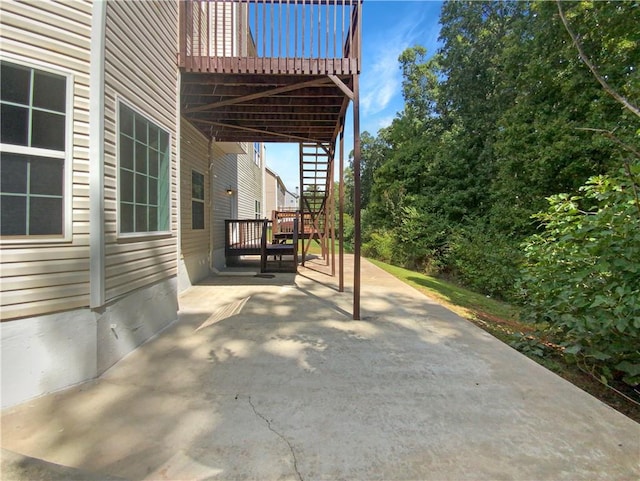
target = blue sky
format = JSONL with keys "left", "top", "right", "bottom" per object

{"left": 265, "top": 0, "right": 443, "bottom": 192}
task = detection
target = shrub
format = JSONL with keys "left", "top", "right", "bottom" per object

{"left": 521, "top": 169, "right": 640, "bottom": 386}
{"left": 362, "top": 229, "right": 396, "bottom": 264}
{"left": 447, "top": 224, "right": 523, "bottom": 301}
{"left": 396, "top": 206, "right": 450, "bottom": 272}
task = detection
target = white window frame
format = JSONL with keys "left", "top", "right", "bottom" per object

{"left": 253, "top": 142, "right": 261, "bottom": 167}
{"left": 191, "top": 169, "right": 205, "bottom": 230}
{"left": 0, "top": 56, "right": 74, "bottom": 244}
{"left": 255, "top": 199, "right": 261, "bottom": 219}
{"left": 116, "top": 98, "right": 172, "bottom": 239}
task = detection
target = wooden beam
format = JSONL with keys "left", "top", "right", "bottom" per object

{"left": 184, "top": 77, "right": 335, "bottom": 114}
{"left": 191, "top": 118, "right": 326, "bottom": 144}
{"left": 328, "top": 74, "right": 354, "bottom": 100}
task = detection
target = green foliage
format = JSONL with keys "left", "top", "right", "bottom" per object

{"left": 521, "top": 169, "right": 640, "bottom": 386}
{"left": 362, "top": 229, "right": 396, "bottom": 265}
{"left": 347, "top": 0, "right": 640, "bottom": 387}
{"left": 395, "top": 205, "right": 450, "bottom": 273}
{"left": 447, "top": 223, "right": 523, "bottom": 301}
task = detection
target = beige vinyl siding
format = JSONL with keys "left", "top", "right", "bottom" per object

{"left": 103, "top": 0, "right": 178, "bottom": 302}
{"left": 191, "top": 1, "right": 245, "bottom": 57}
{"left": 237, "top": 144, "right": 263, "bottom": 219}
{"left": 180, "top": 118, "right": 210, "bottom": 258}
{"left": 265, "top": 170, "right": 278, "bottom": 217}
{"left": 0, "top": 0, "right": 92, "bottom": 320}
{"left": 210, "top": 143, "right": 239, "bottom": 251}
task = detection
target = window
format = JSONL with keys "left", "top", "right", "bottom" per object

{"left": 253, "top": 142, "right": 261, "bottom": 167}
{"left": 118, "top": 102, "right": 170, "bottom": 234}
{"left": 192, "top": 170, "right": 205, "bottom": 230}
{"left": 255, "top": 200, "right": 261, "bottom": 219}
{"left": 0, "top": 61, "right": 69, "bottom": 237}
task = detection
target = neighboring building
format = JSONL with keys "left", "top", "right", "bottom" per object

{"left": 284, "top": 187, "right": 300, "bottom": 211}
{"left": 265, "top": 166, "right": 288, "bottom": 216}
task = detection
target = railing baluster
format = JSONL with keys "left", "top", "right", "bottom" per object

{"left": 341, "top": 0, "right": 345, "bottom": 58}
{"left": 278, "top": 0, "right": 282, "bottom": 58}
{"left": 285, "top": 0, "right": 290, "bottom": 58}
{"left": 262, "top": 1, "right": 266, "bottom": 58}
{"left": 310, "top": 1, "right": 314, "bottom": 59}
{"left": 332, "top": 0, "right": 336, "bottom": 58}
{"left": 318, "top": 0, "right": 322, "bottom": 58}
{"left": 270, "top": 0, "right": 274, "bottom": 58}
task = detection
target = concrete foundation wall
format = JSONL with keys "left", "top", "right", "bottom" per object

{"left": 212, "top": 247, "right": 226, "bottom": 271}
{"left": 178, "top": 253, "right": 210, "bottom": 293}
{"left": 1, "top": 278, "right": 178, "bottom": 409}
{"left": 1, "top": 310, "right": 97, "bottom": 409}
{"left": 97, "top": 278, "right": 178, "bottom": 374}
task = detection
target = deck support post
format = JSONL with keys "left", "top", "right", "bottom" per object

{"left": 352, "top": 73, "right": 361, "bottom": 320}
{"left": 330, "top": 143, "right": 336, "bottom": 277}
{"left": 298, "top": 142, "right": 305, "bottom": 267}
{"left": 339, "top": 130, "right": 345, "bottom": 292}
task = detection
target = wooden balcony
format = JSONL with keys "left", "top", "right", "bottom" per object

{"left": 179, "top": 0, "right": 362, "bottom": 76}
{"left": 179, "top": 0, "right": 361, "bottom": 144}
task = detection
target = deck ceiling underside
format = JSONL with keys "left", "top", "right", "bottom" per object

{"left": 181, "top": 73, "right": 352, "bottom": 145}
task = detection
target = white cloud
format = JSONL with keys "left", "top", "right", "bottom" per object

{"left": 360, "top": 4, "right": 428, "bottom": 118}
{"left": 376, "top": 115, "right": 396, "bottom": 130}
{"left": 361, "top": 49, "right": 402, "bottom": 115}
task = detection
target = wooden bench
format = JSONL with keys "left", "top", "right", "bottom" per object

{"left": 260, "top": 218, "right": 298, "bottom": 273}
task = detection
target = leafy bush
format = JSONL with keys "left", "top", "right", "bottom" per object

{"left": 396, "top": 206, "right": 450, "bottom": 273}
{"left": 447, "top": 224, "right": 523, "bottom": 300}
{"left": 362, "top": 229, "right": 396, "bottom": 264}
{"left": 521, "top": 169, "right": 640, "bottom": 386}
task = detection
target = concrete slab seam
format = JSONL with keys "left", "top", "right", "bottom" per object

{"left": 247, "top": 395, "right": 303, "bottom": 481}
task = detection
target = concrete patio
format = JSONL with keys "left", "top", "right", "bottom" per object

{"left": 1, "top": 255, "right": 638, "bottom": 480}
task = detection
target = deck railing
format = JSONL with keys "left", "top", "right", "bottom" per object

{"left": 225, "top": 218, "right": 264, "bottom": 254}
{"left": 179, "top": 0, "right": 362, "bottom": 74}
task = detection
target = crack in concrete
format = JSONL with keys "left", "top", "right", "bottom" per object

{"left": 247, "top": 396, "right": 303, "bottom": 481}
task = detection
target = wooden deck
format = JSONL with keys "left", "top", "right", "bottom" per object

{"left": 179, "top": 0, "right": 361, "bottom": 76}
{"left": 225, "top": 218, "right": 299, "bottom": 272}
{"left": 179, "top": 0, "right": 360, "bottom": 144}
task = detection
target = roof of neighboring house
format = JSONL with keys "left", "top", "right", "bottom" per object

{"left": 265, "top": 166, "right": 289, "bottom": 192}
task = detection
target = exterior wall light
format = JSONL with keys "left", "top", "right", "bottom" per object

{"left": 226, "top": 188, "right": 234, "bottom": 196}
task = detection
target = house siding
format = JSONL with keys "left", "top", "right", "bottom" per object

{"left": 210, "top": 143, "right": 237, "bottom": 269}
{"left": 179, "top": 118, "right": 210, "bottom": 289}
{"left": 103, "top": 0, "right": 179, "bottom": 301}
{"left": 237, "top": 143, "right": 263, "bottom": 219}
{"left": 0, "top": 0, "right": 92, "bottom": 320}
{"left": 265, "top": 169, "right": 278, "bottom": 217}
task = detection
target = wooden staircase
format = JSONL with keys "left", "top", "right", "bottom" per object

{"left": 299, "top": 142, "right": 334, "bottom": 264}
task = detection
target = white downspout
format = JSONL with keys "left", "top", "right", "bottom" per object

{"left": 89, "top": 0, "right": 107, "bottom": 308}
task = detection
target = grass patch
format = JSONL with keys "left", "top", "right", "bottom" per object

{"left": 368, "top": 258, "right": 519, "bottom": 324}
{"left": 368, "top": 257, "right": 640, "bottom": 423}
{"left": 298, "top": 238, "right": 352, "bottom": 256}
